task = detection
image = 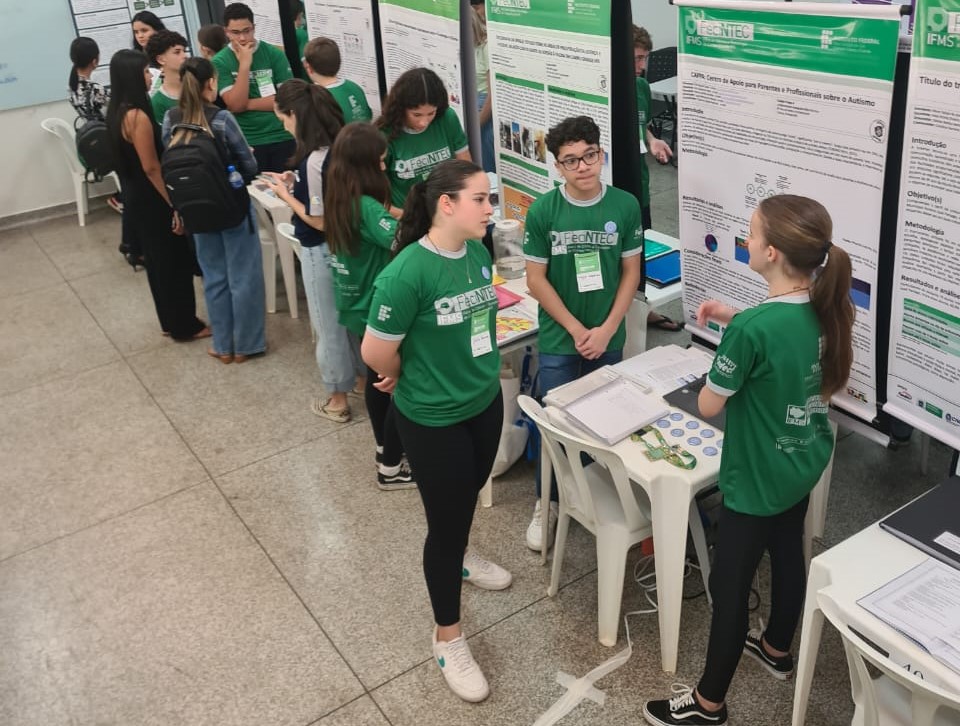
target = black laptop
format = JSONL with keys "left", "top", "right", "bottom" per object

{"left": 663, "top": 374, "right": 726, "bottom": 430}
{"left": 880, "top": 477, "right": 960, "bottom": 571}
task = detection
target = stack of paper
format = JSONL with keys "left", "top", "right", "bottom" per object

{"left": 544, "top": 367, "right": 668, "bottom": 445}
{"left": 613, "top": 344, "right": 713, "bottom": 396}
{"left": 858, "top": 558, "right": 960, "bottom": 675}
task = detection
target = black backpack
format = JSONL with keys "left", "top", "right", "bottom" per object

{"left": 161, "top": 107, "right": 250, "bottom": 233}
{"left": 75, "top": 117, "right": 116, "bottom": 182}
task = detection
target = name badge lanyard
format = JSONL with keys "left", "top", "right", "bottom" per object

{"left": 632, "top": 427, "right": 697, "bottom": 470}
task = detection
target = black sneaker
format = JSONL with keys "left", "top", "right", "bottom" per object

{"left": 643, "top": 687, "right": 727, "bottom": 725}
{"left": 743, "top": 629, "right": 794, "bottom": 679}
{"left": 377, "top": 458, "right": 417, "bottom": 491}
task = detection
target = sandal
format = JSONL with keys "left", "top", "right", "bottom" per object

{"left": 310, "top": 397, "right": 351, "bottom": 423}
{"left": 207, "top": 349, "right": 233, "bottom": 364}
{"left": 647, "top": 313, "right": 685, "bottom": 332}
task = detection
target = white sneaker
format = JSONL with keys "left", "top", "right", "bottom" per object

{"left": 462, "top": 551, "right": 512, "bottom": 590}
{"left": 432, "top": 627, "right": 490, "bottom": 702}
{"left": 525, "top": 500, "right": 558, "bottom": 551}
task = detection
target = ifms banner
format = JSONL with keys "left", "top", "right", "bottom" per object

{"left": 885, "top": 0, "right": 960, "bottom": 449}
{"left": 675, "top": 0, "right": 900, "bottom": 422}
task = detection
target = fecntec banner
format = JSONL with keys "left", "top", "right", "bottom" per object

{"left": 884, "top": 0, "right": 960, "bottom": 448}
{"left": 675, "top": 0, "right": 900, "bottom": 422}
{"left": 304, "top": 0, "right": 382, "bottom": 117}
{"left": 377, "top": 0, "right": 463, "bottom": 124}
{"left": 486, "top": 0, "right": 612, "bottom": 223}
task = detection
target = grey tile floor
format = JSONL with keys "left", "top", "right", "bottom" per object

{"left": 1, "top": 164, "right": 953, "bottom": 725}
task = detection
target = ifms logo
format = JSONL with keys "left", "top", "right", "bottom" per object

{"left": 945, "top": 412, "right": 960, "bottom": 428}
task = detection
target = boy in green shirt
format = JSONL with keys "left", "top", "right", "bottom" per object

{"left": 214, "top": 2, "right": 295, "bottom": 171}
{"left": 146, "top": 30, "right": 188, "bottom": 125}
{"left": 302, "top": 37, "right": 373, "bottom": 124}
{"left": 522, "top": 115, "right": 643, "bottom": 549}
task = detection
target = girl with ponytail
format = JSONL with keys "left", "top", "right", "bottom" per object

{"left": 69, "top": 37, "right": 109, "bottom": 121}
{"left": 261, "top": 80, "right": 365, "bottom": 422}
{"left": 362, "top": 159, "right": 512, "bottom": 703}
{"left": 643, "top": 194, "right": 854, "bottom": 726}
{"left": 161, "top": 56, "right": 265, "bottom": 364}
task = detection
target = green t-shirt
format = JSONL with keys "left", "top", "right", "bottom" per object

{"left": 326, "top": 78, "right": 373, "bottom": 123}
{"left": 332, "top": 196, "right": 396, "bottom": 336}
{"left": 522, "top": 184, "right": 644, "bottom": 355}
{"left": 212, "top": 41, "right": 294, "bottom": 146}
{"left": 635, "top": 76, "right": 651, "bottom": 209}
{"left": 366, "top": 238, "right": 501, "bottom": 426}
{"left": 707, "top": 296, "right": 834, "bottom": 516}
{"left": 151, "top": 87, "right": 179, "bottom": 126}
{"left": 384, "top": 107, "right": 469, "bottom": 207}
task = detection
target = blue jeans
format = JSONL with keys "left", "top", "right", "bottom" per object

{"left": 300, "top": 242, "right": 362, "bottom": 395}
{"left": 478, "top": 92, "right": 496, "bottom": 173}
{"left": 194, "top": 207, "right": 266, "bottom": 356}
{"left": 536, "top": 349, "right": 624, "bottom": 500}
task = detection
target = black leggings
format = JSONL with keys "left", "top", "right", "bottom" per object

{"left": 394, "top": 391, "right": 504, "bottom": 626}
{"left": 364, "top": 365, "right": 402, "bottom": 467}
{"left": 697, "top": 495, "right": 809, "bottom": 703}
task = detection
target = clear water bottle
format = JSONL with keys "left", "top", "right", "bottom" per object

{"left": 492, "top": 219, "right": 524, "bottom": 279}
{"left": 227, "top": 165, "right": 244, "bottom": 189}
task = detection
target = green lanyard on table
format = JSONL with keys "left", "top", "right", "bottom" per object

{"left": 631, "top": 427, "right": 697, "bottom": 470}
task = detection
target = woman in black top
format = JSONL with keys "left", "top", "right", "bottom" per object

{"left": 106, "top": 49, "right": 208, "bottom": 341}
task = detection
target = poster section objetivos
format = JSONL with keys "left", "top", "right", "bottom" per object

{"left": 303, "top": 0, "right": 382, "bottom": 117}
{"left": 71, "top": 0, "right": 191, "bottom": 87}
{"left": 486, "top": 0, "right": 613, "bottom": 223}
{"left": 884, "top": 0, "right": 960, "bottom": 449}
{"left": 674, "top": 0, "right": 900, "bottom": 422}
{"left": 377, "top": 0, "right": 464, "bottom": 124}
{"left": 226, "top": 0, "right": 285, "bottom": 46}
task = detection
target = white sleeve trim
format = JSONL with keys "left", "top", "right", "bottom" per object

{"left": 455, "top": 145, "right": 470, "bottom": 154}
{"left": 706, "top": 378, "right": 736, "bottom": 397}
{"left": 524, "top": 254, "right": 548, "bottom": 264}
{"left": 621, "top": 247, "right": 644, "bottom": 258}
{"left": 365, "top": 325, "right": 406, "bottom": 342}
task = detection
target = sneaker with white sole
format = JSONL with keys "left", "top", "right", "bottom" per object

{"left": 432, "top": 627, "right": 490, "bottom": 702}
{"left": 462, "top": 551, "right": 512, "bottom": 590}
{"left": 743, "top": 629, "right": 794, "bottom": 679}
{"left": 377, "top": 457, "right": 417, "bottom": 491}
{"left": 643, "top": 684, "right": 728, "bottom": 725}
{"left": 525, "top": 499, "right": 558, "bottom": 551}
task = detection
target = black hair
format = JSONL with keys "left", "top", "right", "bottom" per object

{"left": 223, "top": 2, "right": 255, "bottom": 25}
{"left": 394, "top": 159, "right": 484, "bottom": 255}
{"left": 197, "top": 24, "right": 228, "bottom": 56}
{"left": 170, "top": 57, "right": 218, "bottom": 146}
{"left": 376, "top": 68, "right": 449, "bottom": 140}
{"left": 145, "top": 29, "right": 188, "bottom": 65}
{"left": 545, "top": 115, "right": 601, "bottom": 159}
{"left": 274, "top": 78, "right": 345, "bottom": 165}
{"left": 69, "top": 37, "right": 100, "bottom": 93}
{"left": 131, "top": 11, "right": 166, "bottom": 50}
{"left": 106, "top": 49, "right": 153, "bottom": 175}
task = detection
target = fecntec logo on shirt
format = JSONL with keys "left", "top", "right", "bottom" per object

{"left": 395, "top": 148, "right": 453, "bottom": 180}
{"left": 434, "top": 286, "right": 497, "bottom": 325}
{"left": 549, "top": 230, "right": 619, "bottom": 256}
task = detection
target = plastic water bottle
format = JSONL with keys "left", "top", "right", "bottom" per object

{"left": 227, "top": 165, "right": 244, "bottom": 190}
{"left": 492, "top": 219, "right": 525, "bottom": 279}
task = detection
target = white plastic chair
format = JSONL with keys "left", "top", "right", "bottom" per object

{"left": 250, "top": 194, "right": 279, "bottom": 313}
{"left": 277, "top": 222, "right": 313, "bottom": 342}
{"left": 519, "top": 395, "right": 656, "bottom": 646}
{"left": 40, "top": 118, "right": 120, "bottom": 227}
{"left": 818, "top": 591, "right": 960, "bottom": 726}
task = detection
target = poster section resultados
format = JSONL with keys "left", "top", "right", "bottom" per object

{"left": 377, "top": 0, "right": 463, "bottom": 124}
{"left": 303, "top": 0, "right": 382, "bottom": 116}
{"left": 486, "top": 0, "right": 612, "bottom": 223}
{"left": 884, "top": 0, "right": 960, "bottom": 448}
{"left": 675, "top": 1, "right": 900, "bottom": 421}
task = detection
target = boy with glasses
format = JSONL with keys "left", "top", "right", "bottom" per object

{"left": 522, "top": 115, "right": 643, "bottom": 549}
{"left": 213, "top": 2, "right": 295, "bottom": 171}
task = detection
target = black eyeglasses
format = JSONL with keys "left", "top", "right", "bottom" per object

{"left": 557, "top": 148, "right": 602, "bottom": 171}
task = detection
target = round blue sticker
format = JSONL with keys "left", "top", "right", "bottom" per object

{"left": 717, "top": 439, "right": 724, "bottom": 448}
{"left": 703, "top": 446, "right": 718, "bottom": 457}
{"left": 481, "top": 266, "right": 491, "bottom": 280}
{"left": 701, "top": 429, "right": 715, "bottom": 438}
{"left": 671, "top": 429, "right": 684, "bottom": 438}
{"left": 604, "top": 220, "right": 617, "bottom": 233}
{"left": 688, "top": 437, "right": 702, "bottom": 447}
{"left": 685, "top": 420, "right": 700, "bottom": 430}
{"left": 657, "top": 419, "right": 670, "bottom": 428}
{"left": 670, "top": 412, "right": 684, "bottom": 421}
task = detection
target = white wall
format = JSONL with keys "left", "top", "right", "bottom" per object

{"left": 632, "top": 0, "right": 679, "bottom": 50}
{"left": 0, "top": 100, "right": 87, "bottom": 220}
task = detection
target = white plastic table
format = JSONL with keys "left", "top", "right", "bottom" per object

{"left": 650, "top": 76, "right": 678, "bottom": 100}
{"left": 644, "top": 229, "right": 684, "bottom": 309}
{"left": 247, "top": 182, "right": 298, "bottom": 318}
{"left": 792, "top": 521, "right": 960, "bottom": 726}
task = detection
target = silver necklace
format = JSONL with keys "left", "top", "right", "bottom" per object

{"left": 426, "top": 235, "right": 472, "bottom": 284}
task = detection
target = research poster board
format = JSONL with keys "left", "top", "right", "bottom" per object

{"left": 884, "top": 0, "right": 960, "bottom": 448}
{"left": 72, "top": 0, "right": 190, "bottom": 87}
{"left": 486, "top": 0, "right": 613, "bottom": 224}
{"left": 377, "top": 0, "right": 463, "bottom": 124}
{"left": 675, "top": 0, "right": 900, "bottom": 421}
{"left": 226, "top": 0, "right": 285, "bottom": 47}
{"left": 303, "top": 0, "right": 382, "bottom": 116}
